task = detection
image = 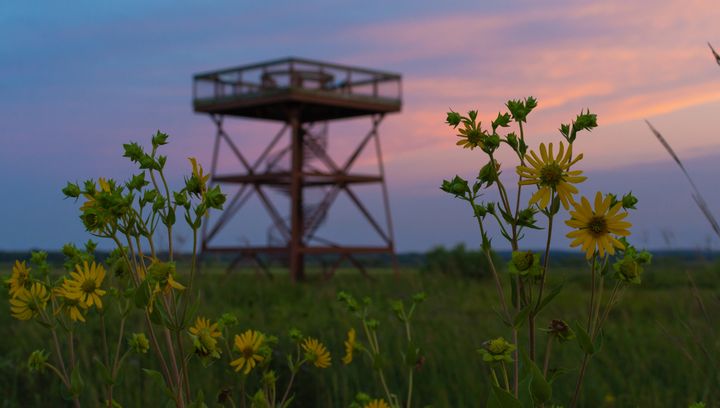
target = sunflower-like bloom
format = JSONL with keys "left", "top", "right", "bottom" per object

{"left": 364, "top": 399, "right": 390, "bottom": 408}
{"left": 302, "top": 337, "right": 331, "bottom": 368}
{"left": 566, "top": 192, "right": 632, "bottom": 259}
{"left": 516, "top": 142, "right": 586, "bottom": 209}
{"left": 53, "top": 281, "right": 88, "bottom": 322}
{"left": 454, "top": 119, "right": 487, "bottom": 150}
{"left": 189, "top": 317, "right": 222, "bottom": 358}
{"left": 64, "top": 261, "right": 107, "bottom": 309}
{"left": 6, "top": 260, "right": 31, "bottom": 298}
{"left": 10, "top": 283, "right": 50, "bottom": 321}
{"left": 230, "top": 330, "right": 265, "bottom": 374}
{"left": 342, "top": 328, "right": 356, "bottom": 365}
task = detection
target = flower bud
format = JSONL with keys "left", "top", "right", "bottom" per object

{"left": 478, "top": 337, "right": 516, "bottom": 363}
{"left": 27, "top": 350, "right": 49, "bottom": 373}
{"left": 129, "top": 333, "right": 150, "bottom": 354}
{"left": 445, "top": 110, "right": 461, "bottom": 128}
{"left": 621, "top": 192, "right": 638, "bottom": 210}
{"left": 152, "top": 131, "right": 169, "bottom": 148}
{"left": 62, "top": 182, "right": 81, "bottom": 198}
{"left": 548, "top": 319, "right": 575, "bottom": 342}
{"left": 511, "top": 251, "right": 534, "bottom": 272}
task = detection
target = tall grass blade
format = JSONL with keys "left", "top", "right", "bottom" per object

{"left": 645, "top": 120, "right": 720, "bottom": 238}
{"left": 708, "top": 42, "right": 720, "bottom": 67}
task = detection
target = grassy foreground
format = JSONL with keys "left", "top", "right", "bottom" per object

{"left": 1, "top": 258, "right": 719, "bottom": 407}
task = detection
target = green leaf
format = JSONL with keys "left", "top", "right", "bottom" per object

{"left": 134, "top": 279, "right": 151, "bottom": 309}
{"left": 517, "top": 373, "right": 533, "bottom": 408}
{"left": 404, "top": 342, "right": 421, "bottom": 367}
{"left": 529, "top": 362, "right": 552, "bottom": 404}
{"left": 93, "top": 356, "right": 114, "bottom": 385}
{"left": 70, "top": 366, "right": 84, "bottom": 396}
{"left": 487, "top": 385, "right": 522, "bottom": 408}
{"left": 517, "top": 349, "right": 552, "bottom": 405}
{"left": 499, "top": 207, "right": 514, "bottom": 225}
{"left": 142, "top": 368, "right": 176, "bottom": 401}
{"left": 537, "top": 282, "right": 564, "bottom": 313}
{"left": 188, "top": 390, "right": 207, "bottom": 408}
{"left": 573, "top": 321, "right": 595, "bottom": 355}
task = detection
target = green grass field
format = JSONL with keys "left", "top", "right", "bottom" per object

{"left": 1, "top": 256, "right": 719, "bottom": 407}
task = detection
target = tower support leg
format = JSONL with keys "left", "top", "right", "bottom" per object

{"left": 289, "top": 108, "right": 305, "bottom": 281}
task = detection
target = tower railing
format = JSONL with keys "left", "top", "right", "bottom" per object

{"left": 193, "top": 57, "right": 402, "bottom": 105}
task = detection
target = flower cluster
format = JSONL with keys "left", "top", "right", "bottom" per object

{"left": 442, "top": 98, "right": 651, "bottom": 405}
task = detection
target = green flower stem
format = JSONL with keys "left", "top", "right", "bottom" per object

{"left": 360, "top": 319, "right": 394, "bottom": 405}
{"left": 144, "top": 311, "right": 174, "bottom": 396}
{"left": 542, "top": 337, "right": 553, "bottom": 377}
{"left": 110, "top": 235, "right": 140, "bottom": 287}
{"left": 100, "top": 313, "right": 113, "bottom": 407}
{"left": 239, "top": 375, "right": 247, "bottom": 408}
{"left": 113, "top": 233, "right": 175, "bottom": 393}
{"left": 534, "top": 209, "right": 555, "bottom": 310}
{"left": 48, "top": 325, "right": 69, "bottom": 382}
{"left": 158, "top": 169, "right": 174, "bottom": 261}
{"left": 279, "top": 357, "right": 304, "bottom": 407}
{"left": 178, "top": 223, "right": 200, "bottom": 328}
{"left": 573, "top": 253, "right": 600, "bottom": 408}
{"left": 474, "top": 218, "right": 511, "bottom": 321}
{"left": 49, "top": 326, "right": 80, "bottom": 408}
{"left": 500, "top": 361, "right": 511, "bottom": 392}
{"left": 531, "top": 208, "right": 556, "bottom": 361}
{"left": 570, "top": 354, "right": 590, "bottom": 408}
{"left": 512, "top": 121, "right": 527, "bottom": 247}
{"left": 163, "top": 327, "right": 185, "bottom": 407}
{"left": 68, "top": 329, "right": 76, "bottom": 372}
{"left": 108, "top": 316, "right": 128, "bottom": 407}
{"left": 175, "top": 330, "right": 191, "bottom": 404}
{"left": 489, "top": 211, "right": 512, "bottom": 240}
{"left": 403, "top": 315, "right": 414, "bottom": 408}
{"left": 512, "top": 328, "right": 519, "bottom": 396}
{"left": 44, "top": 362, "right": 70, "bottom": 389}
{"left": 591, "top": 274, "right": 605, "bottom": 338}
{"left": 490, "top": 366, "right": 501, "bottom": 388}
{"left": 586, "top": 254, "right": 598, "bottom": 330}
{"left": 597, "top": 282, "right": 623, "bottom": 334}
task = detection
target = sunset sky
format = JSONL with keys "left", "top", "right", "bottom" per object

{"left": 2, "top": 0, "right": 720, "bottom": 252}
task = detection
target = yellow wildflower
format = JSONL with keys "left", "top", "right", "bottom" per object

{"left": 364, "top": 399, "right": 390, "bottom": 408}
{"left": 64, "top": 261, "right": 107, "bottom": 309}
{"left": 53, "top": 281, "right": 88, "bottom": 322}
{"left": 10, "top": 283, "right": 49, "bottom": 321}
{"left": 230, "top": 330, "right": 265, "bottom": 374}
{"left": 6, "top": 260, "right": 31, "bottom": 298}
{"left": 516, "top": 141, "right": 585, "bottom": 209}
{"left": 566, "top": 192, "right": 632, "bottom": 259}
{"left": 342, "top": 328, "right": 356, "bottom": 365}
{"left": 302, "top": 337, "right": 331, "bottom": 368}
{"left": 189, "top": 317, "right": 222, "bottom": 358}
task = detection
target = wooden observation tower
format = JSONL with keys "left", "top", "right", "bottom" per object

{"left": 192, "top": 57, "right": 402, "bottom": 281}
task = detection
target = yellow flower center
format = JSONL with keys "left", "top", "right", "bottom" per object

{"left": 81, "top": 279, "right": 97, "bottom": 293}
{"left": 587, "top": 216, "right": 608, "bottom": 237}
{"left": 27, "top": 300, "right": 40, "bottom": 312}
{"left": 242, "top": 346, "right": 255, "bottom": 359}
{"left": 539, "top": 162, "right": 563, "bottom": 186}
{"left": 466, "top": 129, "right": 481, "bottom": 145}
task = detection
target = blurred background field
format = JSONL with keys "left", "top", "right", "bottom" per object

{"left": 1, "top": 249, "right": 718, "bottom": 407}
